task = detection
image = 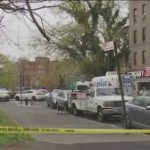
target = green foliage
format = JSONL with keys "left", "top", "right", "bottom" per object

{"left": 80, "top": 56, "right": 107, "bottom": 77}
{"left": 0, "top": 54, "right": 17, "bottom": 89}
{"left": 31, "top": 0, "right": 130, "bottom": 75}
{"left": 57, "top": 0, "right": 129, "bottom": 74}
{"left": 0, "top": 109, "right": 32, "bottom": 145}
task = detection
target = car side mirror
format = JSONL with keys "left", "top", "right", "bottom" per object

{"left": 145, "top": 105, "right": 150, "bottom": 110}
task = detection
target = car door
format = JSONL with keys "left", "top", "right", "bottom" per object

{"left": 19, "top": 90, "right": 26, "bottom": 100}
{"left": 87, "top": 91, "right": 96, "bottom": 112}
{"left": 25, "top": 90, "right": 34, "bottom": 100}
{"left": 141, "top": 97, "right": 150, "bottom": 127}
{"left": 21, "top": 90, "right": 27, "bottom": 100}
{"left": 57, "top": 91, "right": 64, "bottom": 105}
{"left": 129, "top": 97, "right": 146, "bottom": 125}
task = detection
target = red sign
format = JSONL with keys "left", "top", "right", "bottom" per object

{"left": 143, "top": 67, "right": 150, "bottom": 77}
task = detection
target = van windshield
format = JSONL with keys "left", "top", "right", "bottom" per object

{"left": 96, "top": 88, "right": 120, "bottom": 96}
{"left": 77, "top": 85, "right": 88, "bottom": 91}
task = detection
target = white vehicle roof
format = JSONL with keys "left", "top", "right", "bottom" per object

{"left": 52, "top": 89, "right": 61, "bottom": 93}
{"left": 0, "top": 89, "right": 9, "bottom": 94}
{"left": 92, "top": 75, "right": 119, "bottom": 88}
{"left": 76, "top": 81, "right": 91, "bottom": 86}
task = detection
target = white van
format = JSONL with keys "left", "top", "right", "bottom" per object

{"left": 68, "top": 75, "right": 133, "bottom": 122}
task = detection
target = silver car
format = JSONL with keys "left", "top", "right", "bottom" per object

{"left": 0, "top": 89, "right": 10, "bottom": 102}
{"left": 46, "top": 89, "right": 61, "bottom": 108}
{"left": 143, "top": 90, "right": 150, "bottom": 96}
{"left": 56, "top": 90, "right": 71, "bottom": 110}
{"left": 125, "top": 96, "right": 150, "bottom": 128}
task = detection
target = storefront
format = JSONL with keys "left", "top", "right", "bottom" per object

{"left": 137, "top": 77, "right": 150, "bottom": 90}
{"left": 128, "top": 67, "right": 150, "bottom": 95}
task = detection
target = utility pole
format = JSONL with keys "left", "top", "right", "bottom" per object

{"left": 114, "top": 41, "right": 127, "bottom": 127}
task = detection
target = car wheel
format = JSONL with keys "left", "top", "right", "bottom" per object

{"left": 32, "top": 97, "right": 36, "bottom": 101}
{"left": 97, "top": 107, "right": 104, "bottom": 122}
{"left": 72, "top": 105, "right": 78, "bottom": 116}
{"left": 15, "top": 96, "right": 19, "bottom": 101}
{"left": 123, "top": 114, "right": 131, "bottom": 129}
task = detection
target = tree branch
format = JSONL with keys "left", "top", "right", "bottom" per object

{"left": 26, "top": 0, "right": 50, "bottom": 41}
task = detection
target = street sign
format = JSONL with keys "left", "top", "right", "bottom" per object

{"left": 100, "top": 41, "right": 114, "bottom": 52}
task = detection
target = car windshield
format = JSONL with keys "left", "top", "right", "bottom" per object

{"left": 96, "top": 88, "right": 120, "bottom": 96}
{"left": 143, "top": 90, "right": 150, "bottom": 96}
{"left": 0, "top": 89, "right": 9, "bottom": 94}
{"left": 52, "top": 89, "right": 60, "bottom": 93}
{"left": 38, "top": 89, "right": 48, "bottom": 93}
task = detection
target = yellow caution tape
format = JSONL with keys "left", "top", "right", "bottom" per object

{"left": 0, "top": 127, "right": 150, "bottom": 134}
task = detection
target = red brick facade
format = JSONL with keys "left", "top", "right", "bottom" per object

{"left": 16, "top": 57, "right": 50, "bottom": 88}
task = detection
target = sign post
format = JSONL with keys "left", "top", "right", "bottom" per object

{"left": 100, "top": 41, "right": 127, "bottom": 127}
{"left": 100, "top": 41, "right": 114, "bottom": 71}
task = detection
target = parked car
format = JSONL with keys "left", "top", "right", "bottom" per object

{"left": 7, "top": 89, "right": 16, "bottom": 99}
{"left": 125, "top": 96, "right": 150, "bottom": 128}
{"left": 0, "top": 89, "right": 10, "bottom": 102}
{"left": 46, "top": 89, "right": 61, "bottom": 108}
{"left": 143, "top": 90, "right": 150, "bottom": 96}
{"left": 14, "top": 89, "right": 47, "bottom": 101}
{"left": 56, "top": 90, "right": 71, "bottom": 112}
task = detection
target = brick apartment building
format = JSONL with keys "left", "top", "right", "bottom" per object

{"left": 129, "top": 1, "right": 150, "bottom": 71}
{"left": 129, "top": 1, "right": 150, "bottom": 90}
{"left": 16, "top": 57, "right": 50, "bottom": 88}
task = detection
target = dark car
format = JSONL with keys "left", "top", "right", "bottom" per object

{"left": 125, "top": 96, "right": 150, "bottom": 128}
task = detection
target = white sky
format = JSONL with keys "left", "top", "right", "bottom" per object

{"left": 0, "top": 4, "right": 71, "bottom": 61}
{"left": 0, "top": 1, "right": 128, "bottom": 61}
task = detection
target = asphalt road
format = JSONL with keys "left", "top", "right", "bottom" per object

{"left": 0, "top": 100, "right": 150, "bottom": 150}
{"left": 1, "top": 141, "right": 150, "bottom": 150}
{"left": 0, "top": 100, "right": 120, "bottom": 129}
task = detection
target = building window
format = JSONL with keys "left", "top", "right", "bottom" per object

{"left": 133, "top": 30, "right": 137, "bottom": 44}
{"left": 134, "top": 52, "right": 137, "bottom": 66}
{"left": 133, "top": 8, "right": 137, "bottom": 24}
{"left": 142, "top": 27, "right": 146, "bottom": 42}
{"left": 142, "top": 4, "right": 146, "bottom": 19}
{"left": 142, "top": 51, "right": 146, "bottom": 65}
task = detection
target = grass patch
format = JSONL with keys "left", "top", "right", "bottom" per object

{"left": 0, "top": 109, "right": 33, "bottom": 145}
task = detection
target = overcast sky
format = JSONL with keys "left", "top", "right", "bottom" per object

{"left": 0, "top": 1, "right": 128, "bottom": 61}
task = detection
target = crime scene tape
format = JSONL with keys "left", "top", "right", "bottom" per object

{"left": 0, "top": 127, "right": 150, "bottom": 134}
